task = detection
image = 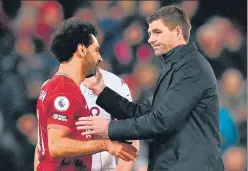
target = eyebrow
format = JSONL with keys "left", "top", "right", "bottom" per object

{"left": 148, "top": 28, "right": 162, "bottom": 34}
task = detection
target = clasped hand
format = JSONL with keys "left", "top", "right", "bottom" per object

{"left": 76, "top": 116, "right": 138, "bottom": 162}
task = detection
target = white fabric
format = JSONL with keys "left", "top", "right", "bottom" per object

{"left": 80, "top": 69, "right": 132, "bottom": 171}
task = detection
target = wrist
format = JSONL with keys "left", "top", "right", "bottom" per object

{"left": 102, "top": 139, "right": 111, "bottom": 151}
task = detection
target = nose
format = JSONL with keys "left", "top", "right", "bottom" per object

{"left": 148, "top": 35, "right": 155, "bottom": 44}
{"left": 98, "top": 55, "right": 103, "bottom": 63}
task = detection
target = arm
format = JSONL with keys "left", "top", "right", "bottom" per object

{"left": 96, "top": 89, "right": 153, "bottom": 119}
{"left": 34, "top": 145, "right": 39, "bottom": 171}
{"left": 48, "top": 127, "right": 109, "bottom": 157}
{"left": 46, "top": 94, "right": 137, "bottom": 160}
{"left": 84, "top": 69, "right": 152, "bottom": 119}
{"left": 47, "top": 94, "right": 107, "bottom": 157}
{"left": 48, "top": 128, "right": 137, "bottom": 161}
{"left": 108, "top": 63, "right": 213, "bottom": 140}
{"left": 116, "top": 140, "right": 140, "bottom": 171}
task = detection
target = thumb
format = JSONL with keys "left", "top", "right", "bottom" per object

{"left": 96, "top": 68, "right": 103, "bottom": 81}
{"left": 95, "top": 68, "right": 101, "bottom": 78}
{"left": 83, "top": 77, "right": 94, "bottom": 87}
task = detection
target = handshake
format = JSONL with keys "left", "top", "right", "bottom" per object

{"left": 105, "top": 140, "right": 138, "bottom": 162}
{"left": 76, "top": 116, "right": 139, "bottom": 162}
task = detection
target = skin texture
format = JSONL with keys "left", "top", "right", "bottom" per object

{"left": 48, "top": 127, "right": 137, "bottom": 161}
{"left": 148, "top": 19, "right": 186, "bottom": 56}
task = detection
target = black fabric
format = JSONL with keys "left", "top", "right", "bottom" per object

{"left": 96, "top": 42, "right": 224, "bottom": 171}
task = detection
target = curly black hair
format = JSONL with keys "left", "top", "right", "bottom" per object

{"left": 50, "top": 17, "right": 98, "bottom": 63}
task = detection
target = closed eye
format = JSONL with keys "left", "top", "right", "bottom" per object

{"left": 154, "top": 31, "right": 161, "bottom": 34}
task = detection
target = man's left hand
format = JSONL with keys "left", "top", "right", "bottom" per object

{"left": 75, "top": 116, "right": 110, "bottom": 139}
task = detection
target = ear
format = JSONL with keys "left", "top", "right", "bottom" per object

{"left": 174, "top": 26, "right": 183, "bottom": 39}
{"left": 77, "top": 44, "right": 87, "bottom": 58}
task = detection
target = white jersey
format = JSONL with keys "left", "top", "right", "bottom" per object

{"left": 80, "top": 69, "right": 132, "bottom": 171}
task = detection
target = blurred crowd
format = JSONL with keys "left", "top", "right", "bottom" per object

{"left": 0, "top": 0, "right": 246, "bottom": 171}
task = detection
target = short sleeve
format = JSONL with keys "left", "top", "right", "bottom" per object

{"left": 46, "top": 94, "right": 83, "bottom": 131}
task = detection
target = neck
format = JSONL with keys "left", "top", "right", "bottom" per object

{"left": 174, "top": 40, "right": 187, "bottom": 48}
{"left": 166, "top": 40, "right": 187, "bottom": 52}
{"left": 57, "top": 59, "right": 86, "bottom": 86}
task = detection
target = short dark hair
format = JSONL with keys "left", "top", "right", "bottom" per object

{"left": 146, "top": 5, "right": 191, "bottom": 42}
{"left": 50, "top": 17, "right": 98, "bottom": 63}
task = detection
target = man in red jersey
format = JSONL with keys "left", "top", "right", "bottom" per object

{"left": 34, "top": 18, "right": 138, "bottom": 171}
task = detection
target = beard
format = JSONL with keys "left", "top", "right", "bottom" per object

{"left": 85, "top": 65, "right": 97, "bottom": 78}
{"left": 84, "top": 51, "right": 98, "bottom": 78}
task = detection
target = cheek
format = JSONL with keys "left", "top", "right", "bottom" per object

{"left": 93, "top": 53, "right": 98, "bottom": 61}
{"left": 87, "top": 53, "right": 95, "bottom": 63}
{"left": 159, "top": 33, "right": 173, "bottom": 45}
{"left": 90, "top": 55, "right": 97, "bottom": 65}
{"left": 157, "top": 34, "right": 167, "bottom": 44}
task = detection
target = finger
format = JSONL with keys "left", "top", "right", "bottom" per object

{"left": 96, "top": 67, "right": 101, "bottom": 74}
{"left": 120, "top": 151, "right": 137, "bottom": 162}
{"left": 92, "top": 135, "right": 103, "bottom": 140}
{"left": 82, "top": 81, "right": 91, "bottom": 87}
{"left": 76, "top": 126, "right": 94, "bottom": 130}
{"left": 122, "top": 145, "right": 138, "bottom": 158}
{"left": 124, "top": 149, "right": 138, "bottom": 160}
{"left": 120, "top": 143, "right": 138, "bottom": 154}
{"left": 127, "top": 144, "right": 138, "bottom": 153}
{"left": 81, "top": 130, "right": 97, "bottom": 136}
{"left": 95, "top": 69, "right": 102, "bottom": 79}
{"left": 78, "top": 117, "right": 93, "bottom": 121}
{"left": 75, "top": 121, "right": 93, "bottom": 126}
{"left": 85, "top": 134, "right": 91, "bottom": 139}
{"left": 95, "top": 67, "right": 100, "bottom": 75}
{"left": 117, "top": 153, "right": 131, "bottom": 162}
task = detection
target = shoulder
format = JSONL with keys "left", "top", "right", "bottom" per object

{"left": 175, "top": 54, "right": 217, "bottom": 89}
{"left": 44, "top": 75, "right": 83, "bottom": 103}
{"left": 176, "top": 49, "right": 213, "bottom": 74}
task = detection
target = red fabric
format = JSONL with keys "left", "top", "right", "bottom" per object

{"left": 36, "top": 75, "right": 92, "bottom": 171}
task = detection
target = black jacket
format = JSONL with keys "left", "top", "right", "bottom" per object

{"left": 96, "top": 42, "right": 224, "bottom": 171}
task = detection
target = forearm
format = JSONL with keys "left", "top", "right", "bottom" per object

{"left": 34, "top": 145, "right": 39, "bottom": 171}
{"left": 108, "top": 114, "right": 159, "bottom": 140}
{"left": 108, "top": 64, "right": 209, "bottom": 140}
{"left": 116, "top": 140, "right": 139, "bottom": 171}
{"left": 108, "top": 104, "right": 190, "bottom": 140}
{"left": 50, "top": 137, "right": 108, "bottom": 158}
{"left": 97, "top": 87, "right": 151, "bottom": 119}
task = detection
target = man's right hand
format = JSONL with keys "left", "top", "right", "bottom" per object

{"left": 83, "top": 68, "right": 106, "bottom": 95}
{"left": 106, "top": 141, "right": 138, "bottom": 162}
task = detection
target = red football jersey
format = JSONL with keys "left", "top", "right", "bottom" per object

{"left": 36, "top": 74, "right": 92, "bottom": 171}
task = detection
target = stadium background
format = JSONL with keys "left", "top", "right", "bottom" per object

{"left": 0, "top": 0, "right": 246, "bottom": 170}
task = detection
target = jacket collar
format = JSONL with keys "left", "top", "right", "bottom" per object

{"left": 159, "top": 42, "right": 198, "bottom": 64}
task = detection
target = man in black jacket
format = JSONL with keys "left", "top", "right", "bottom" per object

{"left": 76, "top": 5, "right": 224, "bottom": 171}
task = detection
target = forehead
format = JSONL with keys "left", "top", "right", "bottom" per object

{"left": 90, "top": 34, "right": 99, "bottom": 47}
{"left": 148, "top": 19, "right": 166, "bottom": 32}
